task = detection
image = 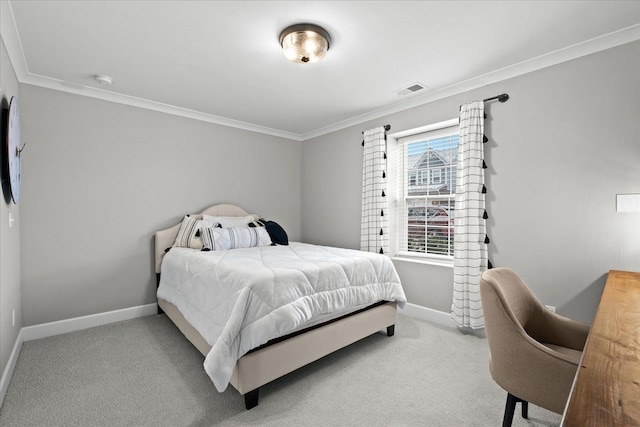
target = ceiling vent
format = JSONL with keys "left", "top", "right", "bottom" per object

{"left": 395, "top": 82, "right": 427, "bottom": 97}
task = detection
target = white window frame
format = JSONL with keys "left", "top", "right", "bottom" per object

{"left": 386, "top": 118, "right": 459, "bottom": 266}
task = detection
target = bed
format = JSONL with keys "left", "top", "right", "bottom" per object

{"left": 155, "top": 203, "right": 406, "bottom": 409}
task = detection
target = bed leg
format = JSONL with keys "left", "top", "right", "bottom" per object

{"left": 387, "top": 325, "right": 395, "bottom": 337}
{"left": 156, "top": 274, "right": 165, "bottom": 315}
{"left": 244, "top": 388, "right": 259, "bottom": 410}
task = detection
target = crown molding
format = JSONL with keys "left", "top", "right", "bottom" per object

{"left": 300, "top": 23, "right": 640, "bottom": 141}
{"left": 20, "top": 72, "right": 304, "bottom": 141}
{"left": 3, "top": 0, "right": 639, "bottom": 143}
{"left": 0, "top": 0, "right": 302, "bottom": 141}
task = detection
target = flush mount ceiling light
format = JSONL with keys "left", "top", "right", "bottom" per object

{"left": 279, "top": 23, "right": 331, "bottom": 64}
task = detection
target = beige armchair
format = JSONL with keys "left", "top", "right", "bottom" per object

{"left": 479, "top": 268, "right": 590, "bottom": 427}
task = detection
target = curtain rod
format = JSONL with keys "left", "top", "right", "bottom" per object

{"left": 460, "top": 93, "right": 509, "bottom": 112}
{"left": 362, "top": 124, "right": 390, "bottom": 135}
{"left": 361, "top": 94, "right": 507, "bottom": 136}
{"left": 483, "top": 93, "right": 509, "bottom": 103}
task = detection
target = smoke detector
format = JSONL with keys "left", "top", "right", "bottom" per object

{"left": 94, "top": 75, "right": 113, "bottom": 86}
{"left": 395, "top": 82, "right": 427, "bottom": 97}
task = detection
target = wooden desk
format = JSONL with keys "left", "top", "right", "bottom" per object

{"left": 562, "top": 270, "right": 640, "bottom": 426}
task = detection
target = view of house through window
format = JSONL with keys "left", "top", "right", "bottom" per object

{"left": 398, "top": 123, "right": 459, "bottom": 258}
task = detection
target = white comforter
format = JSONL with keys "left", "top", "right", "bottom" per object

{"left": 157, "top": 242, "right": 406, "bottom": 392}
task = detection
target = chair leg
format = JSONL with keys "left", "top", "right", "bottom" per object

{"left": 502, "top": 393, "right": 529, "bottom": 427}
{"left": 502, "top": 393, "right": 518, "bottom": 427}
{"left": 521, "top": 400, "right": 528, "bottom": 419}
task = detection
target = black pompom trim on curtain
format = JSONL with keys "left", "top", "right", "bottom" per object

{"left": 481, "top": 117, "right": 491, "bottom": 268}
{"left": 381, "top": 190, "right": 386, "bottom": 197}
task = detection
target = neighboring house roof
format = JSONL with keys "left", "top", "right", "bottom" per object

{"left": 411, "top": 148, "right": 458, "bottom": 170}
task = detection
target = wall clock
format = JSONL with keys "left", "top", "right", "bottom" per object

{"left": 5, "top": 96, "right": 23, "bottom": 204}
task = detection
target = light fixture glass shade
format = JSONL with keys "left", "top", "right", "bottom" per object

{"left": 279, "top": 24, "right": 331, "bottom": 64}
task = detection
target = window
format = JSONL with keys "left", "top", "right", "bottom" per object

{"left": 409, "top": 171, "right": 417, "bottom": 186}
{"left": 430, "top": 168, "right": 443, "bottom": 184}
{"left": 394, "top": 120, "right": 459, "bottom": 259}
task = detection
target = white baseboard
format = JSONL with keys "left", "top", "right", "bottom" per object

{"left": 399, "top": 302, "right": 455, "bottom": 328}
{"left": 22, "top": 303, "right": 158, "bottom": 342}
{"left": 0, "top": 329, "right": 23, "bottom": 408}
{"left": 400, "top": 303, "right": 486, "bottom": 337}
{"left": 0, "top": 303, "right": 158, "bottom": 409}
{"left": 2, "top": 301, "right": 458, "bottom": 408}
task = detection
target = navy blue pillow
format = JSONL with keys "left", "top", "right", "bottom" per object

{"left": 256, "top": 218, "right": 288, "bottom": 245}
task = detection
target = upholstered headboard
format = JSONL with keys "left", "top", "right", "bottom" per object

{"left": 154, "top": 203, "right": 259, "bottom": 274}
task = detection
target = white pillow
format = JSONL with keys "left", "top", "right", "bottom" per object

{"left": 202, "top": 214, "right": 255, "bottom": 228}
{"left": 173, "top": 216, "right": 206, "bottom": 249}
{"left": 201, "top": 226, "right": 272, "bottom": 251}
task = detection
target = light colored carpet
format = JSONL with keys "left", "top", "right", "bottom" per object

{"left": 0, "top": 313, "right": 561, "bottom": 426}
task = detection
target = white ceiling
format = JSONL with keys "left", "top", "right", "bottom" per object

{"left": 2, "top": 1, "right": 640, "bottom": 141}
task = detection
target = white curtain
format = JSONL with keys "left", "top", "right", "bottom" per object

{"left": 360, "top": 126, "right": 388, "bottom": 254}
{"left": 451, "top": 101, "right": 487, "bottom": 329}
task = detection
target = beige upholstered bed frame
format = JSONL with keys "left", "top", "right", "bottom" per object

{"left": 155, "top": 204, "right": 398, "bottom": 409}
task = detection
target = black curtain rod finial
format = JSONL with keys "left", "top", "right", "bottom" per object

{"left": 481, "top": 93, "right": 510, "bottom": 103}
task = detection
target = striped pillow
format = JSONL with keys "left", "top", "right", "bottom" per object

{"left": 173, "top": 215, "right": 210, "bottom": 249}
{"left": 201, "top": 226, "right": 272, "bottom": 251}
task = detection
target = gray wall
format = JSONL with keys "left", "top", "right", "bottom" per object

{"left": 0, "top": 39, "right": 22, "bottom": 376}
{"left": 302, "top": 40, "right": 640, "bottom": 324}
{"left": 19, "top": 85, "right": 301, "bottom": 326}
{"left": 4, "top": 32, "right": 640, "bottom": 339}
